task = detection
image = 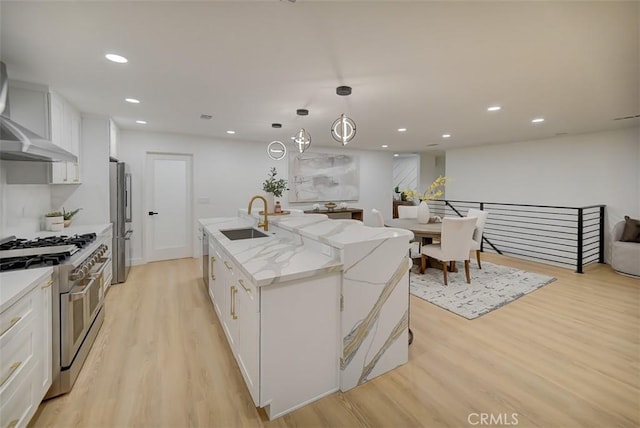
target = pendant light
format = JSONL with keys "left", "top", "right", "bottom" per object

{"left": 267, "top": 141, "right": 287, "bottom": 160}
{"left": 292, "top": 109, "right": 311, "bottom": 153}
{"left": 331, "top": 86, "right": 356, "bottom": 146}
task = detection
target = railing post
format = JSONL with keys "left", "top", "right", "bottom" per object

{"left": 599, "top": 205, "right": 605, "bottom": 264}
{"left": 576, "top": 208, "right": 584, "bottom": 273}
{"left": 479, "top": 202, "right": 484, "bottom": 251}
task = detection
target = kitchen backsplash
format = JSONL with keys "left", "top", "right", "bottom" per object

{"left": 0, "top": 164, "right": 52, "bottom": 236}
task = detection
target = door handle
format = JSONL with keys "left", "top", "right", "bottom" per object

{"left": 148, "top": 211, "right": 158, "bottom": 216}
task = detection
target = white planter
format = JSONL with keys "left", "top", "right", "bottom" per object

{"left": 263, "top": 192, "right": 275, "bottom": 213}
{"left": 417, "top": 201, "right": 430, "bottom": 224}
{"left": 45, "top": 216, "right": 64, "bottom": 231}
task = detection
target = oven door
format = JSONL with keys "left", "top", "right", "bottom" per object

{"left": 60, "top": 262, "right": 107, "bottom": 368}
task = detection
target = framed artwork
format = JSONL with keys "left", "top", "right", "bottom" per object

{"left": 289, "top": 152, "right": 359, "bottom": 202}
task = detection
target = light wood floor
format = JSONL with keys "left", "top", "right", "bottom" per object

{"left": 30, "top": 254, "right": 639, "bottom": 428}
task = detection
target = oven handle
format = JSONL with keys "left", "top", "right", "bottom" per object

{"left": 69, "top": 262, "right": 108, "bottom": 301}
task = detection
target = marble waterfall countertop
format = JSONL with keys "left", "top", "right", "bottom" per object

{"left": 200, "top": 212, "right": 414, "bottom": 287}
{"left": 202, "top": 217, "right": 342, "bottom": 287}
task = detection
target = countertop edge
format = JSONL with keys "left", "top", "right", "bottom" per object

{"left": 0, "top": 267, "right": 53, "bottom": 313}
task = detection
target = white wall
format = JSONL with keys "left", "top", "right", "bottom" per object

{"left": 445, "top": 127, "right": 640, "bottom": 257}
{"left": 118, "top": 130, "right": 394, "bottom": 264}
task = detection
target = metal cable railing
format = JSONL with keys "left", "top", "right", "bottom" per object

{"left": 426, "top": 200, "right": 605, "bottom": 273}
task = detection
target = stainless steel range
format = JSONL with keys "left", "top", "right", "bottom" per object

{"left": 0, "top": 231, "right": 111, "bottom": 398}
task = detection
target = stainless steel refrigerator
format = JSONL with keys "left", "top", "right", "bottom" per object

{"left": 109, "top": 160, "right": 132, "bottom": 283}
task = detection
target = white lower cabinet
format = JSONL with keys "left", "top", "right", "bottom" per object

{"left": 207, "top": 242, "right": 221, "bottom": 313}
{"left": 206, "top": 241, "right": 341, "bottom": 420}
{"left": 221, "top": 256, "right": 238, "bottom": 351}
{"left": 235, "top": 271, "right": 259, "bottom": 404}
{"left": 0, "top": 273, "right": 53, "bottom": 428}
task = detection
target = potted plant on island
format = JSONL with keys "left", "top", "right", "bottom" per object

{"left": 262, "top": 167, "right": 288, "bottom": 212}
{"left": 63, "top": 208, "right": 82, "bottom": 227}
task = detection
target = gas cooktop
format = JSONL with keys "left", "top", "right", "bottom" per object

{"left": 0, "top": 233, "right": 97, "bottom": 272}
{"left": 0, "top": 233, "right": 97, "bottom": 251}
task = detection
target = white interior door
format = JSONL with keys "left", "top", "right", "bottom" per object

{"left": 145, "top": 153, "right": 193, "bottom": 262}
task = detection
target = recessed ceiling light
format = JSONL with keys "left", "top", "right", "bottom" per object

{"left": 381, "top": 144, "right": 389, "bottom": 148}
{"left": 397, "top": 128, "right": 407, "bottom": 132}
{"left": 442, "top": 134, "right": 451, "bottom": 138}
{"left": 226, "top": 130, "right": 236, "bottom": 134}
{"left": 487, "top": 106, "right": 501, "bottom": 111}
{"left": 135, "top": 120, "right": 147, "bottom": 124}
{"left": 105, "top": 53, "right": 128, "bottom": 63}
{"left": 125, "top": 98, "right": 140, "bottom": 104}
{"left": 393, "top": 153, "right": 399, "bottom": 157}
{"left": 531, "top": 118, "right": 545, "bottom": 123}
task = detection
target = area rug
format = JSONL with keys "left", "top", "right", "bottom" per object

{"left": 409, "top": 261, "right": 556, "bottom": 319}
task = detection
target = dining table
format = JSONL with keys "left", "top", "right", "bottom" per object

{"left": 383, "top": 218, "right": 442, "bottom": 244}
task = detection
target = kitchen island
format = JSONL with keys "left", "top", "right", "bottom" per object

{"left": 200, "top": 211, "right": 414, "bottom": 419}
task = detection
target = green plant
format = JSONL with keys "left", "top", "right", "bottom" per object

{"left": 262, "top": 167, "right": 288, "bottom": 198}
{"left": 45, "top": 211, "right": 63, "bottom": 217}
{"left": 63, "top": 208, "right": 82, "bottom": 220}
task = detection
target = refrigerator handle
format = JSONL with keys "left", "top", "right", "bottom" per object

{"left": 125, "top": 173, "right": 132, "bottom": 223}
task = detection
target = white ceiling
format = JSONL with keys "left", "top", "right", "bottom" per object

{"left": 1, "top": 1, "right": 638, "bottom": 153}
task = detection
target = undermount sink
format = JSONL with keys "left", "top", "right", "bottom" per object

{"left": 220, "top": 227, "right": 269, "bottom": 241}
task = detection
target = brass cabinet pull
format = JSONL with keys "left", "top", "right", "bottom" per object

{"left": 238, "top": 279, "right": 251, "bottom": 294}
{"left": 224, "top": 261, "right": 233, "bottom": 271}
{"left": 7, "top": 419, "right": 19, "bottom": 428}
{"left": 1, "top": 316, "right": 21, "bottom": 337}
{"left": 41, "top": 279, "right": 54, "bottom": 289}
{"left": 210, "top": 256, "right": 216, "bottom": 280}
{"left": 0, "top": 361, "right": 22, "bottom": 388}
{"left": 231, "top": 286, "right": 238, "bottom": 320}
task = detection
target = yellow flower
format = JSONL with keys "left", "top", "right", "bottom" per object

{"left": 421, "top": 176, "right": 450, "bottom": 201}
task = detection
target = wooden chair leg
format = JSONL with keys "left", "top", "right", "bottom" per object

{"left": 420, "top": 254, "right": 426, "bottom": 274}
{"left": 476, "top": 250, "right": 482, "bottom": 269}
{"left": 442, "top": 261, "right": 448, "bottom": 285}
{"left": 449, "top": 261, "right": 456, "bottom": 271}
{"left": 465, "top": 260, "right": 471, "bottom": 284}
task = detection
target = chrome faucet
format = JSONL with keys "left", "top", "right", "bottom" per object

{"left": 248, "top": 195, "right": 269, "bottom": 232}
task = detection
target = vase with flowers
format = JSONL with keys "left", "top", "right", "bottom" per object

{"left": 262, "top": 167, "right": 288, "bottom": 212}
{"left": 416, "top": 176, "right": 449, "bottom": 223}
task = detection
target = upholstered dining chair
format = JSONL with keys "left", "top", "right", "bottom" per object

{"left": 420, "top": 216, "right": 477, "bottom": 285}
{"left": 371, "top": 208, "right": 385, "bottom": 227}
{"left": 466, "top": 208, "right": 489, "bottom": 269}
{"left": 396, "top": 205, "right": 421, "bottom": 259}
{"left": 397, "top": 205, "right": 419, "bottom": 219}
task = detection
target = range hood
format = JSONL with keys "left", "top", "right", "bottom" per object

{"left": 0, "top": 61, "right": 77, "bottom": 162}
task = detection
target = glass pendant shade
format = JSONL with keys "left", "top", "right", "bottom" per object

{"left": 293, "top": 128, "right": 311, "bottom": 153}
{"left": 331, "top": 113, "right": 356, "bottom": 146}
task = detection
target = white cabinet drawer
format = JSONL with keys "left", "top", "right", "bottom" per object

{"left": 0, "top": 362, "right": 36, "bottom": 428}
{"left": 0, "top": 294, "right": 34, "bottom": 341}
{"left": 0, "top": 318, "right": 35, "bottom": 393}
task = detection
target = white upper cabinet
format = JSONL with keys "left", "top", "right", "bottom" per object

{"left": 49, "top": 90, "right": 80, "bottom": 157}
{"left": 8, "top": 81, "right": 81, "bottom": 157}
{"left": 5, "top": 81, "right": 83, "bottom": 184}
